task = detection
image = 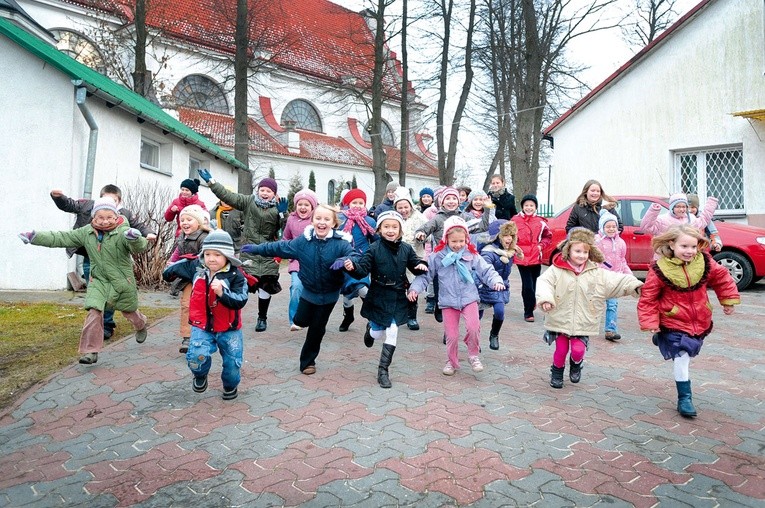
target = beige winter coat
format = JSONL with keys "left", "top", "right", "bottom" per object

{"left": 536, "top": 255, "right": 643, "bottom": 336}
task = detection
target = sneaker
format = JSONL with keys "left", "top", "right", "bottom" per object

{"left": 103, "top": 328, "right": 114, "bottom": 340}
{"left": 469, "top": 356, "right": 484, "bottom": 372}
{"left": 255, "top": 318, "right": 268, "bottom": 332}
{"left": 222, "top": 387, "right": 238, "bottom": 400}
{"left": 290, "top": 324, "right": 303, "bottom": 331}
{"left": 135, "top": 327, "right": 147, "bottom": 344}
{"left": 193, "top": 376, "right": 208, "bottom": 393}
{"left": 179, "top": 337, "right": 189, "bottom": 353}
{"left": 605, "top": 331, "right": 621, "bottom": 341}
{"left": 78, "top": 352, "right": 98, "bottom": 364}
{"left": 442, "top": 361, "right": 455, "bottom": 376}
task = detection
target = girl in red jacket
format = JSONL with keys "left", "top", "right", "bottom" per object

{"left": 164, "top": 178, "right": 208, "bottom": 238}
{"left": 511, "top": 194, "right": 552, "bottom": 322}
{"left": 637, "top": 225, "right": 740, "bottom": 418}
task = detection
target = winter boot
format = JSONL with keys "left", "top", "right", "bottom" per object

{"left": 377, "top": 343, "right": 396, "bottom": 388}
{"left": 339, "top": 305, "right": 355, "bottom": 332}
{"left": 550, "top": 365, "right": 565, "bottom": 389}
{"left": 425, "top": 296, "right": 436, "bottom": 314}
{"left": 675, "top": 380, "right": 697, "bottom": 417}
{"left": 363, "top": 323, "right": 374, "bottom": 348}
{"left": 434, "top": 303, "right": 443, "bottom": 323}
{"left": 489, "top": 318, "right": 503, "bottom": 350}
{"left": 256, "top": 297, "right": 271, "bottom": 332}
{"left": 569, "top": 358, "right": 583, "bottom": 383}
{"left": 407, "top": 300, "right": 420, "bottom": 330}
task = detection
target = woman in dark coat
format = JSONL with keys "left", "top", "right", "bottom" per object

{"left": 565, "top": 179, "right": 622, "bottom": 233}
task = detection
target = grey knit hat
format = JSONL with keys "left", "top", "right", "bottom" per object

{"left": 200, "top": 229, "right": 242, "bottom": 267}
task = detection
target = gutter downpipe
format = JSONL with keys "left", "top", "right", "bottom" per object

{"left": 73, "top": 80, "right": 98, "bottom": 199}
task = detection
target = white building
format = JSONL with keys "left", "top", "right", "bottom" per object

{"left": 544, "top": 0, "right": 765, "bottom": 227}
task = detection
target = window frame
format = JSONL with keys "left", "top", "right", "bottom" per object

{"left": 673, "top": 145, "right": 745, "bottom": 215}
{"left": 140, "top": 135, "right": 172, "bottom": 176}
{"left": 281, "top": 99, "right": 323, "bottom": 132}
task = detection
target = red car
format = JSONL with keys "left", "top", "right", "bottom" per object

{"left": 542, "top": 196, "right": 765, "bottom": 290}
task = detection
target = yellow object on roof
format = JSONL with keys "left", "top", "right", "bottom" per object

{"left": 732, "top": 109, "right": 765, "bottom": 121}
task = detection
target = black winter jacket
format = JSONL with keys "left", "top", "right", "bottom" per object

{"left": 565, "top": 201, "right": 623, "bottom": 233}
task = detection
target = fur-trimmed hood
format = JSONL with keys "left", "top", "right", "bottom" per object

{"left": 303, "top": 225, "right": 353, "bottom": 244}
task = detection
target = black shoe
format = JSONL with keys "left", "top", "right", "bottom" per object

{"left": 407, "top": 319, "right": 420, "bottom": 331}
{"left": 222, "top": 387, "right": 238, "bottom": 400}
{"left": 569, "top": 359, "right": 583, "bottom": 383}
{"left": 442, "top": 333, "right": 446, "bottom": 345}
{"left": 425, "top": 298, "right": 435, "bottom": 314}
{"left": 489, "top": 333, "right": 499, "bottom": 350}
{"left": 103, "top": 327, "right": 114, "bottom": 340}
{"left": 179, "top": 337, "right": 189, "bottom": 353}
{"left": 255, "top": 318, "right": 267, "bottom": 332}
{"left": 339, "top": 305, "right": 354, "bottom": 332}
{"left": 193, "top": 376, "right": 208, "bottom": 393}
{"left": 605, "top": 331, "right": 621, "bottom": 341}
{"left": 363, "top": 323, "right": 374, "bottom": 348}
{"left": 434, "top": 306, "right": 443, "bottom": 323}
{"left": 550, "top": 365, "right": 564, "bottom": 389}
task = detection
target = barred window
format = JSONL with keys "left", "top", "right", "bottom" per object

{"left": 281, "top": 99, "right": 322, "bottom": 132}
{"left": 173, "top": 75, "right": 229, "bottom": 114}
{"left": 675, "top": 147, "right": 744, "bottom": 213}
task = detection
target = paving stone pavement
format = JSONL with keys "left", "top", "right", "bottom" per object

{"left": 1, "top": 270, "right": 764, "bottom": 507}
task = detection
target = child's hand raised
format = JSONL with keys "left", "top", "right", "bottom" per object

{"left": 50, "top": 189, "right": 64, "bottom": 198}
{"left": 407, "top": 290, "right": 418, "bottom": 302}
{"left": 493, "top": 282, "right": 505, "bottom": 291}
{"left": 171, "top": 205, "right": 179, "bottom": 212}
{"left": 722, "top": 304, "right": 734, "bottom": 315}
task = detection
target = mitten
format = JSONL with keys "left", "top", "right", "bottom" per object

{"left": 124, "top": 228, "right": 142, "bottom": 240}
{"left": 329, "top": 258, "right": 346, "bottom": 270}
{"left": 197, "top": 168, "right": 213, "bottom": 182}
{"left": 18, "top": 231, "right": 36, "bottom": 244}
{"left": 276, "top": 197, "right": 289, "bottom": 214}
{"left": 240, "top": 244, "right": 258, "bottom": 254}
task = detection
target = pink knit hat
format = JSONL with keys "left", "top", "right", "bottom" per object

{"left": 441, "top": 216, "right": 470, "bottom": 243}
{"left": 293, "top": 189, "right": 318, "bottom": 210}
{"left": 439, "top": 187, "right": 460, "bottom": 206}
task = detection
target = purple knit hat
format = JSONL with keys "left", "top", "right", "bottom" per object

{"left": 258, "top": 178, "right": 278, "bottom": 194}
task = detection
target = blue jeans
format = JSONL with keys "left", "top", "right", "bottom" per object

{"left": 186, "top": 327, "right": 243, "bottom": 391}
{"left": 83, "top": 256, "right": 115, "bottom": 331}
{"left": 288, "top": 272, "right": 304, "bottom": 325}
{"left": 605, "top": 298, "right": 618, "bottom": 333}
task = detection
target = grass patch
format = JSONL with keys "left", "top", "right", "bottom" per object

{"left": 0, "top": 303, "right": 174, "bottom": 411}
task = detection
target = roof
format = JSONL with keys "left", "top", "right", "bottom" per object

{"left": 0, "top": 17, "right": 246, "bottom": 170}
{"left": 177, "top": 107, "right": 439, "bottom": 177}
{"left": 544, "top": 0, "right": 714, "bottom": 135}
{"left": 60, "top": 0, "right": 406, "bottom": 100}
{"left": 0, "top": 0, "right": 53, "bottom": 39}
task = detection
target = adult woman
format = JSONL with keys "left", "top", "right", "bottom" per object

{"left": 565, "top": 180, "right": 621, "bottom": 233}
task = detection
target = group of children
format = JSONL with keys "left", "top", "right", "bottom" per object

{"left": 20, "top": 177, "right": 740, "bottom": 416}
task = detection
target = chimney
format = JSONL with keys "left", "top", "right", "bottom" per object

{"left": 281, "top": 120, "right": 300, "bottom": 154}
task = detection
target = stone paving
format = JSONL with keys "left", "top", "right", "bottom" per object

{"left": 1, "top": 271, "right": 764, "bottom": 507}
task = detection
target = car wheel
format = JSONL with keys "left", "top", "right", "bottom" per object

{"left": 713, "top": 251, "right": 754, "bottom": 290}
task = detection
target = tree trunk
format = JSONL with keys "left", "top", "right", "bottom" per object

{"left": 234, "top": 0, "right": 252, "bottom": 193}
{"left": 398, "top": 0, "right": 409, "bottom": 187}
{"left": 370, "top": 0, "right": 389, "bottom": 205}
{"left": 132, "top": 0, "right": 148, "bottom": 96}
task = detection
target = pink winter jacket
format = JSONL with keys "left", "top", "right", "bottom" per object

{"left": 596, "top": 234, "right": 631, "bottom": 275}
{"left": 639, "top": 197, "right": 718, "bottom": 259}
{"left": 282, "top": 212, "right": 312, "bottom": 272}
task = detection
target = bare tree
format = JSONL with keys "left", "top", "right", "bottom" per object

{"left": 234, "top": 0, "right": 251, "bottom": 192}
{"left": 621, "top": 0, "right": 680, "bottom": 50}
{"left": 398, "top": 0, "right": 410, "bottom": 186}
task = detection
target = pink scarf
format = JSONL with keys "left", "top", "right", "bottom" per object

{"left": 343, "top": 208, "right": 375, "bottom": 236}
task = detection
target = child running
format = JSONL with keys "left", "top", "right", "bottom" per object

{"left": 167, "top": 205, "right": 211, "bottom": 353}
{"left": 186, "top": 230, "right": 249, "bottom": 400}
{"left": 595, "top": 209, "right": 632, "bottom": 342}
{"left": 536, "top": 228, "right": 643, "bottom": 389}
{"left": 688, "top": 194, "right": 722, "bottom": 252}
{"left": 409, "top": 217, "right": 505, "bottom": 376}
{"left": 394, "top": 187, "right": 427, "bottom": 330}
{"left": 345, "top": 210, "right": 428, "bottom": 388}
{"left": 282, "top": 189, "right": 319, "bottom": 331}
{"left": 639, "top": 193, "right": 717, "bottom": 259}
{"left": 209, "top": 187, "right": 244, "bottom": 253}
{"left": 19, "top": 197, "right": 150, "bottom": 364}
{"left": 637, "top": 225, "right": 739, "bottom": 417}
{"left": 476, "top": 220, "right": 523, "bottom": 351}
{"left": 511, "top": 194, "right": 552, "bottom": 323}
{"left": 241, "top": 204, "right": 359, "bottom": 375}
{"left": 164, "top": 178, "right": 207, "bottom": 237}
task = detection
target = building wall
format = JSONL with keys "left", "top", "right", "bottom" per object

{"left": 548, "top": 0, "right": 765, "bottom": 225}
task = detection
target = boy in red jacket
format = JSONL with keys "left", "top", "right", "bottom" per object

{"left": 187, "top": 230, "right": 249, "bottom": 400}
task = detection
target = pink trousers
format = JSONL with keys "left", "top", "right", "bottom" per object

{"left": 553, "top": 335, "right": 586, "bottom": 368}
{"left": 442, "top": 301, "right": 481, "bottom": 369}
{"left": 80, "top": 308, "right": 147, "bottom": 354}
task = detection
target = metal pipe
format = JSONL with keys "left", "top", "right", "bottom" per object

{"left": 73, "top": 80, "right": 98, "bottom": 199}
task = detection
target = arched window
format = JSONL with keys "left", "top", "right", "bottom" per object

{"left": 328, "top": 180, "right": 336, "bottom": 204}
{"left": 281, "top": 99, "right": 322, "bottom": 132}
{"left": 51, "top": 29, "right": 105, "bottom": 73}
{"left": 363, "top": 120, "right": 395, "bottom": 146}
{"left": 172, "top": 75, "right": 229, "bottom": 114}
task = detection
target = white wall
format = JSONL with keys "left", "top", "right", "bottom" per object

{"left": 548, "top": 0, "right": 765, "bottom": 223}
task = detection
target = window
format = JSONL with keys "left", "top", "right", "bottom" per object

{"left": 362, "top": 120, "right": 395, "bottom": 146}
{"left": 189, "top": 156, "right": 207, "bottom": 179}
{"left": 140, "top": 138, "right": 160, "bottom": 171}
{"left": 675, "top": 147, "right": 744, "bottom": 213}
{"left": 173, "top": 75, "right": 229, "bottom": 114}
{"left": 281, "top": 99, "right": 322, "bottom": 132}
{"left": 328, "top": 179, "right": 336, "bottom": 204}
{"left": 51, "top": 29, "right": 105, "bottom": 73}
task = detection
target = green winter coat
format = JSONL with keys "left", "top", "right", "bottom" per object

{"left": 32, "top": 219, "right": 148, "bottom": 312}
{"left": 209, "top": 182, "right": 282, "bottom": 277}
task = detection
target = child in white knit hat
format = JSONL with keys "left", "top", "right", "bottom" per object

{"left": 639, "top": 192, "right": 718, "bottom": 260}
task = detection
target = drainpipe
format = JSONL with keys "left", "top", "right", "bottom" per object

{"left": 73, "top": 80, "right": 98, "bottom": 199}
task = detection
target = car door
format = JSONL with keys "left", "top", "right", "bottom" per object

{"left": 621, "top": 198, "right": 669, "bottom": 269}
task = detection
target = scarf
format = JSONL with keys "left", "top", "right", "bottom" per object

{"left": 216, "top": 203, "right": 233, "bottom": 226}
{"left": 254, "top": 196, "right": 276, "bottom": 209}
{"left": 91, "top": 215, "right": 123, "bottom": 234}
{"left": 482, "top": 244, "right": 514, "bottom": 264}
{"left": 342, "top": 208, "right": 376, "bottom": 236}
{"left": 469, "top": 209, "right": 482, "bottom": 219}
{"left": 442, "top": 248, "right": 472, "bottom": 283}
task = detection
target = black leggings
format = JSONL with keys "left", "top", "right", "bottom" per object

{"left": 294, "top": 298, "right": 337, "bottom": 371}
{"left": 517, "top": 264, "right": 542, "bottom": 318}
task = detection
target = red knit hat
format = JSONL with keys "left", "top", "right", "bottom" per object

{"left": 342, "top": 188, "right": 367, "bottom": 207}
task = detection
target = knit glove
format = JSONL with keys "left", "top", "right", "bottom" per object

{"left": 240, "top": 243, "right": 258, "bottom": 254}
{"left": 276, "top": 197, "right": 289, "bottom": 214}
{"left": 329, "top": 258, "right": 347, "bottom": 270}
{"left": 197, "top": 168, "right": 213, "bottom": 183}
{"left": 124, "top": 228, "right": 142, "bottom": 240}
{"left": 18, "top": 231, "right": 36, "bottom": 244}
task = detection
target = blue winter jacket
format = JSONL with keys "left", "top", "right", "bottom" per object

{"left": 242, "top": 227, "right": 358, "bottom": 305}
{"left": 477, "top": 243, "right": 514, "bottom": 305}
